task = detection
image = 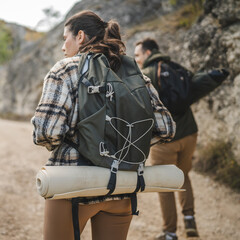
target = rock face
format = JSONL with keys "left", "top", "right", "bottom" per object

{"left": 128, "top": 0, "right": 240, "bottom": 163}
{"left": 184, "top": 0, "right": 240, "bottom": 163}
{"left": 0, "top": 21, "right": 44, "bottom": 116}
{"left": 5, "top": 22, "right": 42, "bottom": 52}
{"left": 0, "top": 23, "right": 64, "bottom": 116}
{"left": 0, "top": 0, "right": 240, "bottom": 162}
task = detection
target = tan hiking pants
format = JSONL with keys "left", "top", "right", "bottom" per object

{"left": 44, "top": 198, "right": 132, "bottom": 240}
{"left": 149, "top": 133, "right": 197, "bottom": 233}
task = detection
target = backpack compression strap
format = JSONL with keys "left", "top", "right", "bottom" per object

{"left": 130, "top": 193, "right": 139, "bottom": 215}
{"left": 130, "top": 163, "right": 146, "bottom": 216}
{"left": 72, "top": 198, "right": 81, "bottom": 240}
{"left": 106, "top": 161, "right": 145, "bottom": 217}
{"left": 134, "top": 163, "right": 146, "bottom": 192}
{"left": 107, "top": 160, "right": 119, "bottom": 195}
{"left": 106, "top": 161, "right": 146, "bottom": 195}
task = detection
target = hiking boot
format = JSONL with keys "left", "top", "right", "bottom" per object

{"left": 155, "top": 232, "right": 178, "bottom": 240}
{"left": 184, "top": 216, "right": 199, "bottom": 237}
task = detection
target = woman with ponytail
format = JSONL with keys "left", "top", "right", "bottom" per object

{"left": 32, "top": 10, "right": 133, "bottom": 240}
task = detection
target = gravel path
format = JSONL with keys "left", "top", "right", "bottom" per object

{"left": 0, "top": 119, "right": 239, "bottom": 240}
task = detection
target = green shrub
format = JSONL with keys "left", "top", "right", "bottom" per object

{"left": 176, "top": 4, "right": 203, "bottom": 29}
{"left": 0, "top": 22, "right": 13, "bottom": 64}
{"left": 170, "top": 0, "right": 177, "bottom": 6}
{"left": 194, "top": 140, "right": 240, "bottom": 191}
{"left": 170, "top": 0, "right": 204, "bottom": 11}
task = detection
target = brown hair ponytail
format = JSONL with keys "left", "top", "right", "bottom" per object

{"left": 64, "top": 10, "right": 125, "bottom": 72}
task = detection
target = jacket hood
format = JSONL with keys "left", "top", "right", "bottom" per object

{"left": 143, "top": 49, "right": 171, "bottom": 68}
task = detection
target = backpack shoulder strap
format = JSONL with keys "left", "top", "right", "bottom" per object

{"left": 156, "top": 61, "right": 163, "bottom": 89}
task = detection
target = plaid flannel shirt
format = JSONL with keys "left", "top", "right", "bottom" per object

{"left": 143, "top": 75, "right": 176, "bottom": 143}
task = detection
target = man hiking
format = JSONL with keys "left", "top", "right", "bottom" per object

{"left": 134, "top": 38, "right": 229, "bottom": 240}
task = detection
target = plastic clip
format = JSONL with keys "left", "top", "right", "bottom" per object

{"left": 137, "top": 163, "right": 144, "bottom": 176}
{"left": 88, "top": 86, "right": 100, "bottom": 94}
{"left": 111, "top": 160, "right": 119, "bottom": 174}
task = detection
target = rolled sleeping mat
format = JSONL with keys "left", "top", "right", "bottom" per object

{"left": 36, "top": 165, "right": 184, "bottom": 200}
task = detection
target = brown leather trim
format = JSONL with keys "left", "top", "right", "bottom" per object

{"left": 157, "top": 61, "right": 162, "bottom": 88}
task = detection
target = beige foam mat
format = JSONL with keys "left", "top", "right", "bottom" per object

{"left": 36, "top": 165, "right": 184, "bottom": 199}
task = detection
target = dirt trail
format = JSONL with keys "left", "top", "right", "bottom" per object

{"left": 0, "top": 119, "right": 239, "bottom": 240}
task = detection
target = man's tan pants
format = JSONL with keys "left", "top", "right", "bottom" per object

{"left": 150, "top": 133, "right": 197, "bottom": 233}
{"left": 44, "top": 198, "right": 132, "bottom": 240}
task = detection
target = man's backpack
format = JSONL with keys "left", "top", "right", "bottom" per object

{"left": 155, "top": 60, "right": 194, "bottom": 115}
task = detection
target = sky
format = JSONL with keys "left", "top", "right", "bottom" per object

{"left": 0, "top": 0, "right": 80, "bottom": 31}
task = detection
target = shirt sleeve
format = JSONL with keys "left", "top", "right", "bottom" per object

{"left": 191, "top": 72, "right": 222, "bottom": 104}
{"left": 31, "top": 70, "right": 72, "bottom": 151}
{"left": 143, "top": 74, "right": 163, "bottom": 109}
{"left": 143, "top": 74, "right": 176, "bottom": 142}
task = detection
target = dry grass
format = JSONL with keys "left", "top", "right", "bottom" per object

{"left": 24, "top": 29, "right": 44, "bottom": 42}
{"left": 194, "top": 140, "right": 240, "bottom": 192}
{"left": 0, "top": 113, "right": 32, "bottom": 122}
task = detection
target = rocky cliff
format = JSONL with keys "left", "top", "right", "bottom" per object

{"left": 128, "top": 0, "right": 240, "bottom": 164}
{"left": 0, "top": 0, "right": 239, "bottom": 162}
{"left": 184, "top": 0, "right": 240, "bottom": 164}
{"left": 0, "top": 21, "right": 43, "bottom": 116}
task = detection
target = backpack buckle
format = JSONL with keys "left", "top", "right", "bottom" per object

{"left": 111, "top": 160, "right": 119, "bottom": 174}
{"left": 137, "top": 163, "right": 144, "bottom": 176}
{"left": 88, "top": 86, "right": 100, "bottom": 94}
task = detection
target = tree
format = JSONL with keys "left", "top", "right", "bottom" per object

{"left": 35, "top": 7, "right": 61, "bottom": 32}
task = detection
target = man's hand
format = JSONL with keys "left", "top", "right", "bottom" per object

{"left": 208, "top": 69, "right": 230, "bottom": 82}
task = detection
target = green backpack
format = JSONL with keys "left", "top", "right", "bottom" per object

{"left": 66, "top": 52, "right": 154, "bottom": 190}
{"left": 66, "top": 52, "right": 154, "bottom": 240}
